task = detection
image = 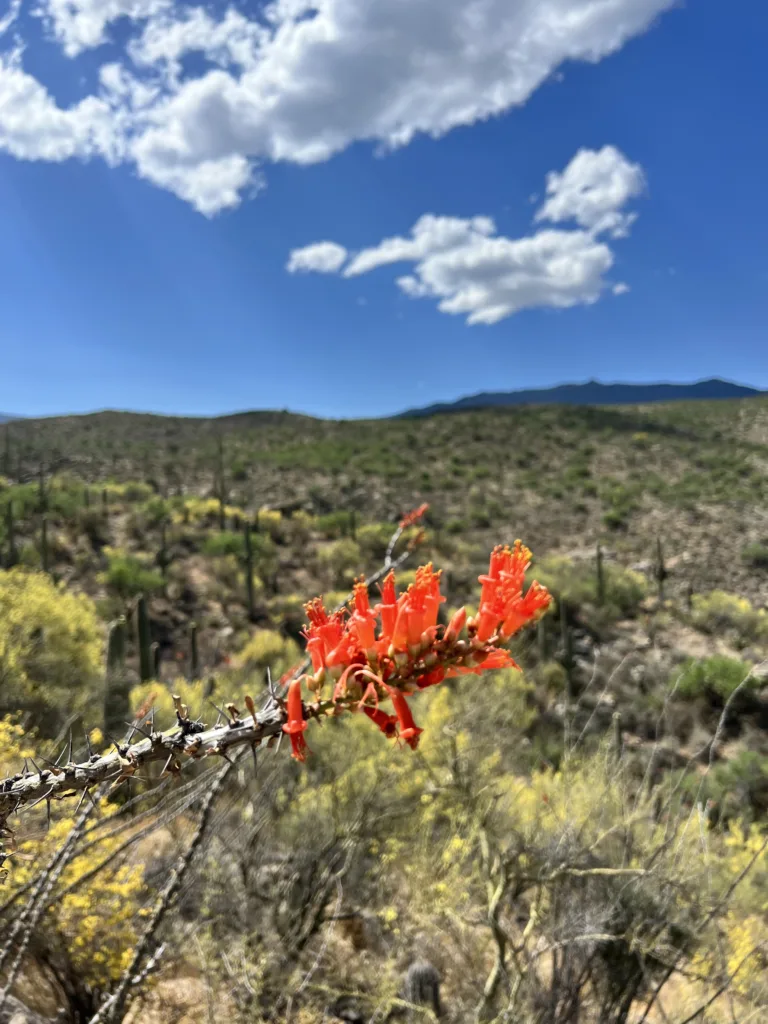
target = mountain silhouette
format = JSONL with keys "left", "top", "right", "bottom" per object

{"left": 398, "top": 378, "right": 765, "bottom": 418}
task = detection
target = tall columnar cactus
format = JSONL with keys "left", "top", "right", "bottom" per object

{"left": 559, "top": 596, "right": 574, "bottom": 702}
{"left": 40, "top": 514, "right": 49, "bottom": 575}
{"left": 655, "top": 537, "right": 668, "bottom": 603}
{"left": 216, "top": 436, "right": 226, "bottom": 531}
{"left": 38, "top": 460, "right": 47, "bottom": 514}
{"left": 244, "top": 522, "right": 256, "bottom": 622}
{"left": 188, "top": 621, "right": 200, "bottom": 680}
{"left": 4, "top": 502, "right": 16, "bottom": 569}
{"left": 537, "top": 616, "right": 548, "bottom": 663}
{"left": 104, "top": 617, "right": 130, "bottom": 738}
{"left": 2, "top": 425, "right": 10, "bottom": 479}
{"left": 404, "top": 961, "right": 442, "bottom": 1020}
{"left": 349, "top": 508, "right": 357, "bottom": 540}
{"left": 136, "top": 595, "right": 152, "bottom": 683}
{"left": 151, "top": 642, "right": 162, "bottom": 680}
{"left": 613, "top": 710, "right": 623, "bottom": 762}
{"left": 596, "top": 542, "right": 605, "bottom": 606}
{"left": 106, "top": 616, "right": 126, "bottom": 677}
{"left": 157, "top": 522, "right": 170, "bottom": 578}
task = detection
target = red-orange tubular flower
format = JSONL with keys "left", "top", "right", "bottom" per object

{"left": 474, "top": 542, "right": 550, "bottom": 644}
{"left": 399, "top": 502, "right": 429, "bottom": 529}
{"left": 285, "top": 540, "right": 550, "bottom": 760}
{"left": 349, "top": 579, "right": 378, "bottom": 653}
{"left": 386, "top": 687, "right": 424, "bottom": 750}
{"left": 363, "top": 705, "right": 399, "bottom": 738}
{"left": 283, "top": 680, "right": 310, "bottom": 762}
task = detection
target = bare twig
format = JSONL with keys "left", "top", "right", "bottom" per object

{"left": 88, "top": 759, "right": 235, "bottom": 1023}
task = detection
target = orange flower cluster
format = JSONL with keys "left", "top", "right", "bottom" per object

{"left": 282, "top": 542, "right": 551, "bottom": 761}
{"left": 399, "top": 502, "right": 429, "bottom": 529}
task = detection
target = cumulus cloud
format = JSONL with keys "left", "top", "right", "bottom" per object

{"left": 288, "top": 148, "right": 643, "bottom": 324}
{"left": 535, "top": 145, "right": 646, "bottom": 237}
{"left": 612, "top": 282, "right": 631, "bottom": 295}
{"left": 38, "top": 0, "right": 172, "bottom": 58}
{"left": 0, "top": 52, "right": 118, "bottom": 162}
{"left": 1, "top": 0, "right": 673, "bottom": 213}
{"left": 287, "top": 241, "right": 349, "bottom": 274}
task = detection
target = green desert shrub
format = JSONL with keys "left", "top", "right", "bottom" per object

{"left": 316, "top": 510, "right": 356, "bottom": 539}
{"left": 742, "top": 542, "right": 768, "bottom": 571}
{"left": 675, "top": 655, "right": 757, "bottom": 703}
{"left": 535, "top": 554, "right": 647, "bottom": 619}
{"left": 316, "top": 538, "right": 362, "bottom": 587}
{"left": 356, "top": 522, "right": 394, "bottom": 560}
{"left": 101, "top": 549, "right": 164, "bottom": 600}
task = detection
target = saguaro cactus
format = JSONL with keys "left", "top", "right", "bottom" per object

{"left": 537, "top": 616, "right": 548, "bottom": 663}
{"left": 613, "top": 710, "right": 623, "bottom": 762}
{"left": 244, "top": 522, "right": 256, "bottom": 622}
{"left": 559, "top": 596, "right": 574, "bottom": 701}
{"left": 2, "top": 425, "right": 10, "bottom": 479}
{"left": 136, "top": 595, "right": 152, "bottom": 683}
{"left": 157, "top": 522, "right": 170, "bottom": 578}
{"left": 4, "top": 502, "right": 17, "bottom": 569}
{"left": 151, "top": 642, "right": 162, "bottom": 680}
{"left": 189, "top": 621, "right": 200, "bottom": 681}
{"left": 404, "top": 960, "right": 441, "bottom": 1020}
{"left": 104, "top": 617, "right": 130, "bottom": 738}
{"left": 596, "top": 542, "right": 605, "bottom": 606}
{"left": 40, "top": 514, "right": 49, "bottom": 575}
{"left": 38, "top": 460, "right": 47, "bottom": 513}
{"left": 216, "top": 436, "right": 226, "bottom": 531}
{"left": 654, "top": 537, "right": 668, "bottom": 603}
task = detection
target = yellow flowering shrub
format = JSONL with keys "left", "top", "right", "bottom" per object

{"left": 0, "top": 568, "right": 103, "bottom": 732}
{"left": 691, "top": 590, "right": 768, "bottom": 644}
{"left": 8, "top": 798, "right": 146, "bottom": 989}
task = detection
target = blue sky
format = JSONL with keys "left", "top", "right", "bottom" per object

{"left": 0, "top": 0, "right": 766, "bottom": 420}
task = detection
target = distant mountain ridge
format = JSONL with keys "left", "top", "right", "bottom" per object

{"left": 398, "top": 378, "right": 765, "bottom": 418}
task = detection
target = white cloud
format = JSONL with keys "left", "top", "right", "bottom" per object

{"left": 129, "top": 8, "right": 267, "bottom": 80}
{"left": 535, "top": 145, "right": 646, "bottom": 238}
{"left": 290, "top": 147, "right": 643, "bottom": 324}
{"left": 0, "top": 51, "right": 118, "bottom": 162}
{"left": 0, "top": 0, "right": 22, "bottom": 37}
{"left": 612, "top": 282, "right": 630, "bottom": 295}
{"left": 287, "top": 241, "right": 348, "bottom": 273}
{"left": 1, "top": 0, "right": 674, "bottom": 212}
{"left": 37, "top": 0, "right": 171, "bottom": 58}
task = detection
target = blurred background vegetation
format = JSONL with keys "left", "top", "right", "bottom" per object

{"left": 1, "top": 396, "right": 768, "bottom": 1022}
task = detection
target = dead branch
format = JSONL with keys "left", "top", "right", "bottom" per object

{"left": 88, "top": 759, "right": 235, "bottom": 1023}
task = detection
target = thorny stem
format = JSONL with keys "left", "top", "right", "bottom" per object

{"left": 88, "top": 759, "right": 235, "bottom": 1024}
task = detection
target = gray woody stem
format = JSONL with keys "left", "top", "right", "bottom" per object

{"left": 88, "top": 760, "right": 235, "bottom": 1023}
